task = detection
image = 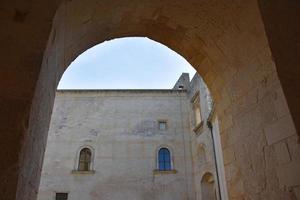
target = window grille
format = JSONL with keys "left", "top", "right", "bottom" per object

{"left": 159, "top": 121, "right": 167, "bottom": 130}
{"left": 56, "top": 193, "right": 68, "bottom": 200}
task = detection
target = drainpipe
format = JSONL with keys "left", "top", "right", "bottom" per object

{"left": 207, "top": 120, "right": 222, "bottom": 200}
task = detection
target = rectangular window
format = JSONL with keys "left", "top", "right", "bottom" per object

{"left": 194, "top": 106, "right": 201, "bottom": 125}
{"left": 56, "top": 193, "right": 68, "bottom": 200}
{"left": 158, "top": 121, "right": 167, "bottom": 130}
{"left": 192, "top": 93, "right": 202, "bottom": 126}
{"left": 178, "top": 85, "right": 184, "bottom": 89}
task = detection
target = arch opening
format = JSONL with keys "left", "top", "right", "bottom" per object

{"left": 37, "top": 36, "right": 226, "bottom": 200}
{"left": 201, "top": 172, "right": 217, "bottom": 200}
{"left": 14, "top": 1, "right": 298, "bottom": 200}
{"left": 57, "top": 37, "right": 197, "bottom": 90}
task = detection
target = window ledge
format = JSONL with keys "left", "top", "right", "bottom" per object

{"left": 71, "top": 170, "right": 95, "bottom": 174}
{"left": 193, "top": 121, "right": 203, "bottom": 135}
{"left": 153, "top": 169, "right": 177, "bottom": 175}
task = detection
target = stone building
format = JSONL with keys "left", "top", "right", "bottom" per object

{"left": 2, "top": 1, "right": 300, "bottom": 200}
{"left": 37, "top": 73, "right": 227, "bottom": 200}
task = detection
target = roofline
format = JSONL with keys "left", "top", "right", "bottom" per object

{"left": 56, "top": 89, "right": 187, "bottom": 93}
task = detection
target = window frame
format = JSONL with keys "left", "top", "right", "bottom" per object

{"left": 156, "top": 146, "right": 174, "bottom": 171}
{"left": 73, "top": 145, "right": 95, "bottom": 173}
{"left": 78, "top": 148, "right": 92, "bottom": 171}
{"left": 158, "top": 120, "right": 168, "bottom": 131}
{"left": 192, "top": 93, "right": 202, "bottom": 126}
{"left": 55, "top": 193, "right": 68, "bottom": 200}
{"left": 191, "top": 92, "right": 204, "bottom": 134}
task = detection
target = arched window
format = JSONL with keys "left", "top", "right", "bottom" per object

{"left": 158, "top": 148, "right": 171, "bottom": 171}
{"left": 78, "top": 148, "right": 92, "bottom": 171}
{"left": 201, "top": 172, "right": 217, "bottom": 200}
{"left": 198, "top": 144, "right": 206, "bottom": 165}
{"left": 192, "top": 93, "right": 202, "bottom": 126}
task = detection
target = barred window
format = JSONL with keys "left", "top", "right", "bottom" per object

{"left": 56, "top": 193, "right": 68, "bottom": 200}
{"left": 158, "top": 121, "right": 167, "bottom": 130}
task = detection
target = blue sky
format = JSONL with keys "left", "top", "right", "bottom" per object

{"left": 58, "top": 37, "right": 196, "bottom": 89}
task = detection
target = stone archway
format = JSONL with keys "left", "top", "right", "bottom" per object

{"left": 0, "top": 1, "right": 299, "bottom": 200}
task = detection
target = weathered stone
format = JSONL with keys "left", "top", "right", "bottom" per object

{"left": 274, "top": 141, "right": 291, "bottom": 165}
{"left": 265, "top": 114, "right": 297, "bottom": 145}
{"left": 276, "top": 160, "right": 300, "bottom": 188}
{"left": 287, "top": 135, "right": 300, "bottom": 162}
{"left": 0, "top": 1, "right": 299, "bottom": 200}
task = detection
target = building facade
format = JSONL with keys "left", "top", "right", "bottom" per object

{"left": 37, "top": 73, "right": 226, "bottom": 200}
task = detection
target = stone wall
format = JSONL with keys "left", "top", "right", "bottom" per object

{"left": 0, "top": 1, "right": 299, "bottom": 200}
{"left": 38, "top": 89, "right": 195, "bottom": 200}
{"left": 37, "top": 73, "right": 228, "bottom": 200}
{"left": 187, "top": 75, "right": 227, "bottom": 200}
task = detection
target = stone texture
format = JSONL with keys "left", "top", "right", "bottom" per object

{"left": 38, "top": 89, "right": 194, "bottom": 200}
{"left": 276, "top": 160, "right": 300, "bottom": 188}
{"left": 0, "top": 1, "right": 299, "bottom": 200}
{"left": 38, "top": 73, "right": 222, "bottom": 200}
{"left": 265, "top": 114, "right": 297, "bottom": 145}
{"left": 223, "top": 147, "right": 235, "bottom": 166}
{"left": 258, "top": 0, "right": 300, "bottom": 135}
{"left": 274, "top": 141, "right": 291, "bottom": 165}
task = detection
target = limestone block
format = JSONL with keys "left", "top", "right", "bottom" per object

{"left": 276, "top": 160, "right": 300, "bottom": 188}
{"left": 274, "top": 141, "right": 291, "bottom": 165}
{"left": 257, "top": 92, "right": 278, "bottom": 125}
{"left": 286, "top": 135, "right": 300, "bottom": 162}
{"left": 224, "top": 162, "right": 239, "bottom": 182}
{"left": 263, "top": 145, "right": 281, "bottom": 191}
{"left": 242, "top": 130, "right": 267, "bottom": 194}
{"left": 223, "top": 147, "right": 235, "bottom": 165}
{"left": 233, "top": 142, "right": 252, "bottom": 172}
{"left": 218, "top": 113, "right": 233, "bottom": 133}
{"left": 228, "top": 178, "right": 245, "bottom": 199}
{"left": 265, "top": 114, "right": 297, "bottom": 145}
{"left": 274, "top": 85, "right": 291, "bottom": 119}
{"left": 231, "top": 87, "right": 258, "bottom": 117}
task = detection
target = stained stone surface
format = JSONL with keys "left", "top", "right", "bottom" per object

{"left": 38, "top": 73, "right": 222, "bottom": 200}
{"left": 0, "top": 1, "right": 299, "bottom": 200}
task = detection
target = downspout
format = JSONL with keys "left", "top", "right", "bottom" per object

{"left": 207, "top": 118, "right": 222, "bottom": 200}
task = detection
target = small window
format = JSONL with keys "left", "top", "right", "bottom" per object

{"left": 158, "top": 121, "right": 167, "bottom": 130}
{"left": 194, "top": 106, "right": 201, "bottom": 124}
{"left": 192, "top": 93, "right": 202, "bottom": 126}
{"left": 56, "top": 193, "right": 68, "bottom": 200}
{"left": 158, "top": 148, "right": 171, "bottom": 171}
{"left": 178, "top": 85, "right": 184, "bottom": 89}
{"left": 78, "top": 148, "right": 92, "bottom": 171}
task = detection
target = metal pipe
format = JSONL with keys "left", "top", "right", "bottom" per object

{"left": 207, "top": 120, "right": 222, "bottom": 200}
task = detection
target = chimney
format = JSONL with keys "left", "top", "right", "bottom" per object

{"left": 173, "top": 73, "right": 190, "bottom": 90}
